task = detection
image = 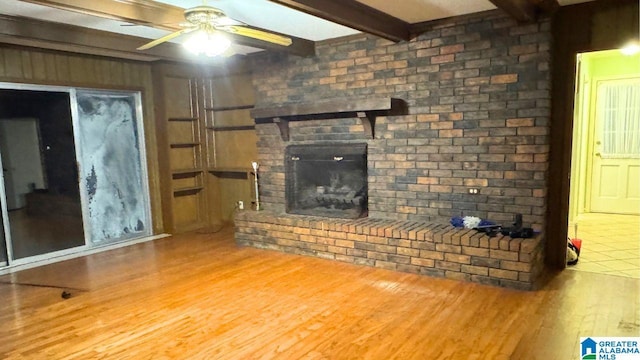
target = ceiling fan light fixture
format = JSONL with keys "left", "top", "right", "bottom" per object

{"left": 184, "top": 31, "right": 231, "bottom": 57}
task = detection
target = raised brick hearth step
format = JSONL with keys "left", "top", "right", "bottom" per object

{"left": 235, "top": 211, "right": 544, "bottom": 290}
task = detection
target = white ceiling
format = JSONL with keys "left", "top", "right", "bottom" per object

{"left": 0, "top": 0, "right": 596, "bottom": 56}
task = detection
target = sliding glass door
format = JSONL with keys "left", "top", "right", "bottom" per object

{"left": 0, "top": 84, "right": 152, "bottom": 267}
{"left": 72, "top": 89, "right": 152, "bottom": 245}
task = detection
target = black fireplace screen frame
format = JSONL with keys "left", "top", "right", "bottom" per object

{"left": 285, "top": 143, "right": 367, "bottom": 219}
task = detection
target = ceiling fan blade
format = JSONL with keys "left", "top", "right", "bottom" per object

{"left": 137, "top": 27, "right": 197, "bottom": 50}
{"left": 215, "top": 16, "right": 245, "bottom": 27}
{"left": 223, "top": 26, "right": 292, "bottom": 47}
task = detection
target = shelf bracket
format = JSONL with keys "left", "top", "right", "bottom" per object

{"left": 357, "top": 111, "right": 376, "bottom": 139}
{"left": 273, "top": 117, "right": 290, "bottom": 142}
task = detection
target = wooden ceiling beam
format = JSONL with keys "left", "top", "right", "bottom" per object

{"left": 489, "top": 0, "right": 538, "bottom": 22}
{"left": 0, "top": 14, "right": 192, "bottom": 62}
{"left": 528, "top": 0, "right": 560, "bottom": 13}
{"left": 19, "top": 0, "right": 316, "bottom": 56}
{"left": 268, "top": 0, "right": 411, "bottom": 42}
{"left": 489, "top": 0, "right": 560, "bottom": 22}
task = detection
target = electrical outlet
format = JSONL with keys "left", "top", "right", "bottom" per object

{"left": 468, "top": 188, "right": 479, "bottom": 194}
{"left": 238, "top": 201, "right": 244, "bottom": 210}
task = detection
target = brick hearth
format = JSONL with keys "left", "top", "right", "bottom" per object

{"left": 236, "top": 211, "right": 544, "bottom": 290}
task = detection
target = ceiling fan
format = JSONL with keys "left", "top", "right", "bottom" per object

{"left": 136, "top": 4, "right": 293, "bottom": 51}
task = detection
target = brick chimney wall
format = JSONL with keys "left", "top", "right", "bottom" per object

{"left": 249, "top": 10, "right": 551, "bottom": 230}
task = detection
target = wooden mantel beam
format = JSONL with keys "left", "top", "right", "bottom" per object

{"left": 252, "top": 97, "right": 407, "bottom": 141}
{"left": 19, "top": 0, "right": 316, "bottom": 57}
{"left": 268, "top": 0, "right": 411, "bottom": 42}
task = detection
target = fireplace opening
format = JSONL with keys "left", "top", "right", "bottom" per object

{"left": 285, "top": 143, "right": 367, "bottom": 219}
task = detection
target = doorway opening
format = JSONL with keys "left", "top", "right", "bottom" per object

{"left": 568, "top": 48, "right": 640, "bottom": 279}
{"left": 0, "top": 89, "right": 84, "bottom": 262}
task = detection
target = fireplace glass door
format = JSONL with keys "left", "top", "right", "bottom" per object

{"left": 285, "top": 143, "right": 367, "bottom": 219}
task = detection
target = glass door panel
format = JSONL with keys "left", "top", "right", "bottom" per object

{"left": 72, "top": 89, "right": 152, "bottom": 245}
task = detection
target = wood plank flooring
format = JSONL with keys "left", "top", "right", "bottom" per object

{"left": 0, "top": 227, "right": 638, "bottom": 359}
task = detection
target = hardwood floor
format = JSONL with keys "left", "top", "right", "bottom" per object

{"left": 0, "top": 227, "right": 637, "bottom": 359}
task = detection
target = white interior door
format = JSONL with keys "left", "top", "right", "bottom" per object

{"left": 589, "top": 78, "right": 640, "bottom": 214}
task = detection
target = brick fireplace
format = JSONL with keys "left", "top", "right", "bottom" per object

{"left": 235, "top": 10, "right": 550, "bottom": 290}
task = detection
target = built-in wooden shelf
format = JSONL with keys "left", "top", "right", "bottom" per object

{"left": 250, "top": 97, "right": 406, "bottom": 141}
{"left": 206, "top": 125, "right": 255, "bottom": 131}
{"left": 168, "top": 117, "right": 198, "bottom": 122}
{"left": 173, "top": 186, "right": 204, "bottom": 195}
{"left": 208, "top": 167, "right": 253, "bottom": 174}
{"left": 205, "top": 105, "right": 254, "bottom": 112}
{"left": 170, "top": 142, "right": 200, "bottom": 148}
{"left": 171, "top": 169, "right": 203, "bottom": 176}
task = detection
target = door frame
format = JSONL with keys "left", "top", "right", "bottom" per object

{"left": 0, "top": 81, "right": 153, "bottom": 267}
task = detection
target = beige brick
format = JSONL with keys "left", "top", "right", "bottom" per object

{"left": 419, "top": 249, "right": 445, "bottom": 260}
{"left": 316, "top": 237, "right": 335, "bottom": 246}
{"left": 327, "top": 245, "right": 347, "bottom": 255}
{"left": 367, "top": 236, "right": 388, "bottom": 245}
{"left": 398, "top": 247, "right": 420, "bottom": 257}
{"left": 501, "top": 260, "right": 532, "bottom": 272}
{"left": 294, "top": 227, "right": 311, "bottom": 235}
{"left": 489, "top": 268, "right": 519, "bottom": 280}
{"left": 347, "top": 233, "right": 368, "bottom": 241}
{"left": 461, "top": 264, "right": 489, "bottom": 276}
{"left": 335, "top": 240, "right": 355, "bottom": 248}
{"left": 444, "top": 253, "right": 471, "bottom": 264}
{"left": 436, "top": 243, "right": 462, "bottom": 254}
{"left": 411, "top": 257, "right": 435, "bottom": 267}
{"left": 327, "top": 231, "right": 347, "bottom": 239}
{"left": 490, "top": 249, "right": 519, "bottom": 261}
{"left": 432, "top": 54, "right": 455, "bottom": 64}
{"left": 462, "top": 246, "right": 490, "bottom": 257}
{"left": 299, "top": 235, "right": 316, "bottom": 243}
{"left": 491, "top": 74, "right": 518, "bottom": 84}
{"left": 435, "top": 260, "right": 462, "bottom": 272}
{"left": 367, "top": 251, "right": 388, "bottom": 261}
{"left": 375, "top": 244, "right": 397, "bottom": 254}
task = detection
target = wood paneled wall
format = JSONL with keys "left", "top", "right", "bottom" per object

{"left": 0, "top": 45, "right": 164, "bottom": 233}
{"left": 152, "top": 61, "right": 257, "bottom": 233}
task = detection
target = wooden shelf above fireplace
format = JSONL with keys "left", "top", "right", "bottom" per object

{"left": 250, "top": 97, "right": 405, "bottom": 141}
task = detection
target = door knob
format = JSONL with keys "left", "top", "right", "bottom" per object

{"left": 595, "top": 152, "right": 601, "bottom": 157}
